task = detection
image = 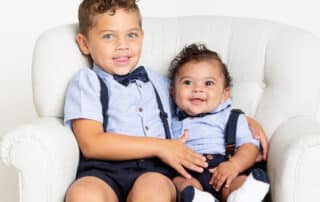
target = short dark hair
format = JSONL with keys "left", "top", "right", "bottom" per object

{"left": 78, "top": 0, "right": 142, "bottom": 36}
{"left": 169, "top": 43, "right": 232, "bottom": 88}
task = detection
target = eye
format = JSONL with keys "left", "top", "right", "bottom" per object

{"left": 205, "top": 80, "right": 215, "bottom": 86}
{"left": 128, "top": 32, "right": 138, "bottom": 39}
{"left": 182, "top": 79, "right": 192, "bottom": 85}
{"left": 103, "top": 33, "right": 113, "bottom": 40}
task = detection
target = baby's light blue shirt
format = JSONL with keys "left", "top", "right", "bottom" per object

{"left": 171, "top": 99, "right": 259, "bottom": 155}
{"left": 64, "top": 64, "right": 172, "bottom": 139}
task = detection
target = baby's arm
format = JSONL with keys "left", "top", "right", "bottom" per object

{"left": 72, "top": 119, "right": 207, "bottom": 179}
{"left": 209, "top": 143, "right": 258, "bottom": 191}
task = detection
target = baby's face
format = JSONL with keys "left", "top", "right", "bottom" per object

{"left": 172, "top": 60, "right": 230, "bottom": 116}
{"left": 78, "top": 8, "right": 144, "bottom": 75}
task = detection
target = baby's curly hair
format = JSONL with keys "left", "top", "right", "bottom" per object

{"left": 78, "top": 0, "right": 141, "bottom": 36}
{"left": 169, "top": 43, "right": 232, "bottom": 88}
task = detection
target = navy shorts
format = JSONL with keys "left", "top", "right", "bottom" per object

{"left": 76, "top": 155, "right": 175, "bottom": 202}
{"left": 185, "top": 154, "right": 228, "bottom": 199}
{"left": 186, "top": 154, "right": 267, "bottom": 199}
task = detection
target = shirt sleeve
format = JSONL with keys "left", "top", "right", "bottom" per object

{"left": 235, "top": 114, "right": 260, "bottom": 149}
{"left": 63, "top": 68, "right": 103, "bottom": 128}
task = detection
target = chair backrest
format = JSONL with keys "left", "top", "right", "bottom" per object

{"left": 32, "top": 16, "right": 320, "bottom": 137}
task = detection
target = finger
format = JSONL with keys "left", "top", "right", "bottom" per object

{"left": 209, "top": 170, "right": 216, "bottom": 184}
{"left": 209, "top": 168, "right": 216, "bottom": 173}
{"left": 216, "top": 175, "right": 227, "bottom": 191}
{"left": 256, "top": 154, "right": 263, "bottom": 162}
{"left": 185, "top": 148, "right": 207, "bottom": 166}
{"left": 260, "top": 137, "right": 269, "bottom": 160}
{"left": 179, "top": 129, "right": 189, "bottom": 143}
{"left": 174, "top": 164, "right": 191, "bottom": 179}
{"left": 180, "top": 159, "right": 204, "bottom": 173}
{"left": 224, "top": 176, "right": 233, "bottom": 189}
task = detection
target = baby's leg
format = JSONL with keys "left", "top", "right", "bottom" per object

{"left": 173, "top": 176, "right": 203, "bottom": 192}
{"left": 223, "top": 168, "right": 269, "bottom": 202}
{"left": 65, "top": 176, "right": 118, "bottom": 202}
{"left": 127, "top": 172, "right": 176, "bottom": 202}
{"left": 174, "top": 176, "right": 218, "bottom": 202}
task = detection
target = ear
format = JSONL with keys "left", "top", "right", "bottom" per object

{"left": 170, "top": 85, "right": 175, "bottom": 98}
{"left": 76, "top": 33, "right": 90, "bottom": 55}
{"left": 221, "top": 87, "right": 231, "bottom": 103}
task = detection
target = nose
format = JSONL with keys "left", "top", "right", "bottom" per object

{"left": 116, "top": 36, "right": 129, "bottom": 50}
{"left": 192, "top": 83, "right": 204, "bottom": 93}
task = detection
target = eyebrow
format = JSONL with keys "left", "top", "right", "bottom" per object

{"left": 179, "top": 76, "right": 217, "bottom": 81}
{"left": 99, "top": 27, "right": 141, "bottom": 34}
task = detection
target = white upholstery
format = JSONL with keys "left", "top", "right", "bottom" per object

{"left": 2, "top": 16, "right": 320, "bottom": 202}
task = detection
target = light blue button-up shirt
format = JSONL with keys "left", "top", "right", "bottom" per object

{"left": 64, "top": 64, "right": 172, "bottom": 139}
{"left": 171, "top": 99, "right": 259, "bottom": 155}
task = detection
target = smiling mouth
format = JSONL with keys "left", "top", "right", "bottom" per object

{"left": 113, "top": 56, "right": 130, "bottom": 65}
{"left": 189, "top": 98, "right": 205, "bottom": 105}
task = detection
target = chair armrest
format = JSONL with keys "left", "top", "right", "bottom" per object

{"left": 268, "top": 117, "right": 320, "bottom": 202}
{"left": 1, "top": 118, "right": 79, "bottom": 202}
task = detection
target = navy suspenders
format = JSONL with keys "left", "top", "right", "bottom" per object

{"left": 225, "top": 109, "right": 268, "bottom": 176}
{"left": 96, "top": 75, "right": 171, "bottom": 139}
{"left": 224, "top": 109, "right": 244, "bottom": 158}
{"left": 97, "top": 76, "right": 109, "bottom": 131}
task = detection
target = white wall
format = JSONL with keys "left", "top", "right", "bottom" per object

{"left": 0, "top": 0, "right": 319, "bottom": 201}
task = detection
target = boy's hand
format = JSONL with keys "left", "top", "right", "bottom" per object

{"left": 246, "top": 116, "right": 268, "bottom": 161}
{"left": 209, "top": 161, "right": 239, "bottom": 191}
{"left": 157, "top": 130, "right": 208, "bottom": 179}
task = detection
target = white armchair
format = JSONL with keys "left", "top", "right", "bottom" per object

{"left": 2, "top": 16, "right": 320, "bottom": 202}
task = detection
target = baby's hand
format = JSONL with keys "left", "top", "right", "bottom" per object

{"left": 158, "top": 130, "right": 207, "bottom": 179}
{"left": 209, "top": 161, "right": 239, "bottom": 191}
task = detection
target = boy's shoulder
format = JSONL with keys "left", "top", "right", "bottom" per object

{"left": 70, "top": 67, "right": 99, "bottom": 83}
{"left": 67, "top": 67, "right": 101, "bottom": 91}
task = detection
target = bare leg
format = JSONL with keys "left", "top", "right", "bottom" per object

{"left": 173, "top": 176, "right": 203, "bottom": 192}
{"left": 127, "top": 172, "right": 176, "bottom": 202}
{"left": 174, "top": 176, "right": 218, "bottom": 202}
{"left": 221, "top": 175, "right": 247, "bottom": 202}
{"left": 65, "top": 176, "right": 118, "bottom": 202}
{"left": 222, "top": 169, "right": 270, "bottom": 202}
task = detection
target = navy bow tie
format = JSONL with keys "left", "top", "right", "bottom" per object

{"left": 176, "top": 104, "right": 231, "bottom": 121}
{"left": 177, "top": 110, "right": 212, "bottom": 121}
{"left": 113, "top": 66, "right": 149, "bottom": 86}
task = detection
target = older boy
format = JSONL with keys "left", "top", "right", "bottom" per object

{"left": 64, "top": 1, "right": 207, "bottom": 202}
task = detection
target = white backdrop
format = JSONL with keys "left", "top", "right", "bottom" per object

{"left": 0, "top": 0, "right": 319, "bottom": 201}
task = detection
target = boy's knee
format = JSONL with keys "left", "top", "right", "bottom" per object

{"left": 65, "top": 177, "right": 117, "bottom": 202}
{"left": 128, "top": 172, "right": 176, "bottom": 201}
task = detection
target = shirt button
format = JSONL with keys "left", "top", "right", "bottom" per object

{"left": 145, "top": 126, "right": 149, "bottom": 131}
{"left": 138, "top": 107, "right": 143, "bottom": 112}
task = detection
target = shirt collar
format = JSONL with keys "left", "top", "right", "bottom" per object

{"left": 175, "top": 98, "right": 232, "bottom": 117}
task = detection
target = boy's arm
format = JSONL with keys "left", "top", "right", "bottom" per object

{"left": 246, "top": 116, "right": 268, "bottom": 160}
{"left": 72, "top": 119, "right": 207, "bottom": 179}
{"left": 209, "top": 143, "right": 258, "bottom": 191}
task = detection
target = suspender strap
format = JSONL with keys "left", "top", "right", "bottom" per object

{"left": 151, "top": 84, "right": 171, "bottom": 139}
{"left": 97, "top": 74, "right": 171, "bottom": 139}
{"left": 97, "top": 76, "right": 109, "bottom": 132}
{"left": 225, "top": 109, "right": 244, "bottom": 158}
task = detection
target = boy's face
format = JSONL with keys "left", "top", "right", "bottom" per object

{"left": 77, "top": 9, "right": 144, "bottom": 75}
{"left": 172, "top": 60, "right": 230, "bottom": 116}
